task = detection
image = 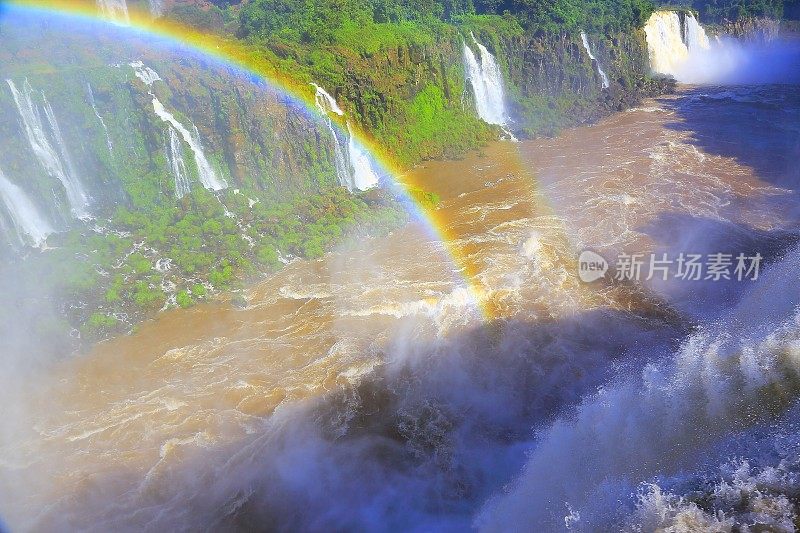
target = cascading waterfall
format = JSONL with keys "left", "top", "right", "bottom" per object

{"left": 130, "top": 61, "right": 227, "bottom": 192}
{"left": 6, "top": 79, "right": 91, "bottom": 217}
{"left": 462, "top": 32, "right": 509, "bottom": 127}
{"left": 130, "top": 61, "right": 162, "bottom": 86}
{"left": 43, "top": 95, "right": 83, "bottom": 199}
{"left": 644, "top": 11, "right": 711, "bottom": 80}
{"left": 311, "top": 83, "right": 379, "bottom": 192}
{"left": 312, "top": 83, "right": 353, "bottom": 190}
{"left": 0, "top": 166, "right": 54, "bottom": 247}
{"left": 96, "top": 0, "right": 129, "bottom": 25}
{"left": 580, "top": 31, "right": 610, "bottom": 89}
{"left": 346, "top": 123, "right": 380, "bottom": 191}
{"left": 152, "top": 98, "right": 227, "bottom": 192}
{"left": 87, "top": 83, "right": 113, "bottom": 156}
{"left": 166, "top": 127, "right": 191, "bottom": 199}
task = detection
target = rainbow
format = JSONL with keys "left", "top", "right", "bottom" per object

{"left": 2, "top": 0, "right": 493, "bottom": 320}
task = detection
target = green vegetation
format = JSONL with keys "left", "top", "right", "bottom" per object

{"left": 10, "top": 186, "right": 406, "bottom": 342}
{"left": 655, "top": 0, "right": 800, "bottom": 21}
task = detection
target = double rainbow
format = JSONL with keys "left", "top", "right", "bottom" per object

{"left": 2, "top": 0, "right": 493, "bottom": 320}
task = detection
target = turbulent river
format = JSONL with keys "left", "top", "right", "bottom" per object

{"left": 2, "top": 83, "right": 800, "bottom": 531}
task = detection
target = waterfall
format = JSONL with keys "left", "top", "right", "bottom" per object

{"left": 462, "top": 33, "right": 508, "bottom": 127}
{"left": 312, "top": 84, "right": 352, "bottom": 190}
{"left": 96, "top": 0, "right": 129, "bottom": 25}
{"left": 131, "top": 60, "right": 226, "bottom": 193}
{"left": 166, "top": 127, "right": 191, "bottom": 199}
{"left": 580, "top": 32, "right": 610, "bottom": 89}
{"left": 644, "top": 11, "right": 711, "bottom": 80}
{"left": 346, "top": 123, "right": 380, "bottom": 191}
{"left": 311, "top": 83, "right": 344, "bottom": 117}
{"left": 0, "top": 166, "right": 54, "bottom": 248}
{"left": 311, "top": 83, "right": 378, "bottom": 192}
{"left": 129, "top": 61, "right": 162, "bottom": 86}
{"left": 152, "top": 97, "right": 227, "bottom": 192}
{"left": 87, "top": 83, "right": 113, "bottom": 156}
{"left": 6, "top": 79, "right": 91, "bottom": 217}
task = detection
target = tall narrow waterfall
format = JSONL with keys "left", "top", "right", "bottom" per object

{"left": 462, "top": 33, "right": 509, "bottom": 127}
{"left": 312, "top": 83, "right": 379, "bottom": 192}
{"left": 644, "top": 11, "right": 710, "bottom": 80}
{"left": 152, "top": 97, "right": 227, "bottom": 192}
{"left": 580, "top": 32, "right": 610, "bottom": 89}
{"left": 312, "top": 84, "right": 352, "bottom": 190}
{"left": 96, "top": 0, "right": 130, "bottom": 25}
{"left": 166, "top": 127, "right": 191, "bottom": 199}
{"left": 130, "top": 61, "right": 227, "bottom": 193}
{"left": 6, "top": 79, "right": 91, "bottom": 217}
{"left": 87, "top": 83, "right": 113, "bottom": 156}
{"left": 0, "top": 166, "right": 53, "bottom": 247}
{"left": 346, "top": 123, "right": 380, "bottom": 191}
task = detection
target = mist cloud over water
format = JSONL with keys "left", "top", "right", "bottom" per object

{"left": 676, "top": 36, "right": 800, "bottom": 85}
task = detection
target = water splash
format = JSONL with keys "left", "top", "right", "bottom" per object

{"left": 478, "top": 245, "right": 800, "bottom": 530}
{"left": 580, "top": 32, "right": 610, "bottom": 89}
{"left": 6, "top": 79, "right": 91, "bottom": 217}
{"left": 0, "top": 166, "right": 54, "bottom": 248}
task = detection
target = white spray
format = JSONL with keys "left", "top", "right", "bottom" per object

{"left": 148, "top": 0, "right": 164, "bottom": 17}
{"left": 0, "top": 166, "right": 54, "bottom": 248}
{"left": 643, "top": 11, "right": 711, "bottom": 81}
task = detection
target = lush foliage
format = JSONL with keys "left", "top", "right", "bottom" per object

{"left": 655, "top": 0, "right": 800, "bottom": 21}
{"left": 238, "top": 0, "right": 654, "bottom": 36}
{"left": 9, "top": 186, "right": 406, "bottom": 341}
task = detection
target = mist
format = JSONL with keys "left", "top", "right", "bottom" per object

{"left": 674, "top": 35, "right": 800, "bottom": 85}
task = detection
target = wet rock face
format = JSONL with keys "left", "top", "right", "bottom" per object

{"left": 326, "top": 28, "right": 671, "bottom": 143}
{"left": 714, "top": 17, "right": 783, "bottom": 41}
{"left": 497, "top": 30, "right": 673, "bottom": 135}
